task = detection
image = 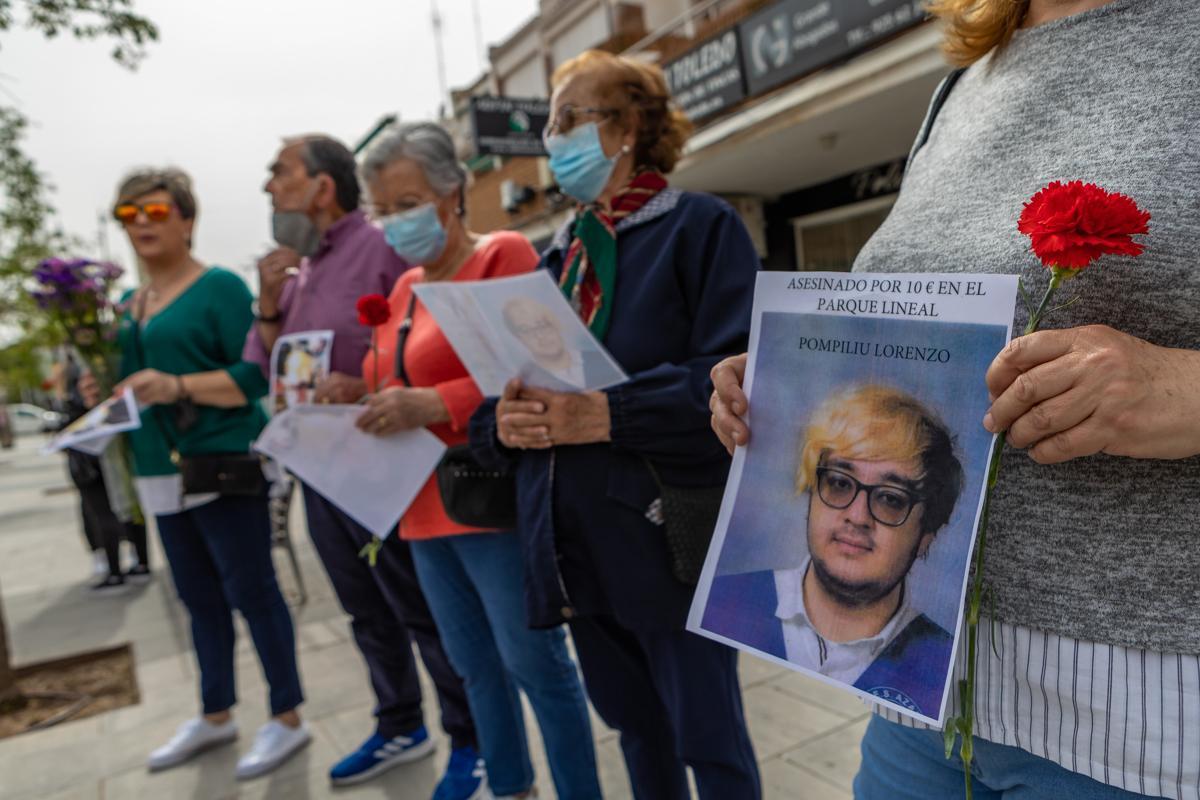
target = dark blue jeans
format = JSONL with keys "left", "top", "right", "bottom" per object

{"left": 302, "top": 487, "right": 475, "bottom": 746}
{"left": 855, "top": 715, "right": 1159, "bottom": 799}
{"left": 567, "top": 614, "right": 761, "bottom": 800}
{"left": 156, "top": 494, "right": 303, "bottom": 717}
{"left": 411, "top": 531, "right": 601, "bottom": 799}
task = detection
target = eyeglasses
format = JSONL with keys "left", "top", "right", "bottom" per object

{"left": 814, "top": 467, "right": 923, "bottom": 528}
{"left": 511, "top": 319, "right": 557, "bottom": 337}
{"left": 542, "top": 104, "right": 619, "bottom": 140}
{"left": 113, "top": 202, "right": 173, "bottom": 224}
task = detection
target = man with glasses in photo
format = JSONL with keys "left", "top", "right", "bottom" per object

{"left": 703, "top": 384, "right": 964, "bottom": 717}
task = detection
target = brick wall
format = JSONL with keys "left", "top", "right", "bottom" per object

{"left": 465, "top": 157, "right": 552, "bottom": 233}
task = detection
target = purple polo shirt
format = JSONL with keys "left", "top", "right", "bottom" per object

{"left": 243, "top": 210, "right": 410, "bottom": 378}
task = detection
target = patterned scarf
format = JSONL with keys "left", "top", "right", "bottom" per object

{"left": 559, "top": 169, "right": 668, "bottom": 339}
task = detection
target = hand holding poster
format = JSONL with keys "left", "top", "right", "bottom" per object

{"left": 41, "top": 389, "right": 141, "bottom": 455}
{"left": 689, "top": 272, "right": 1018, "bottom": 725}
{"left": 253, "top": 404, "right": 445, "bottom": 539}
{"left": 413, "top": 271, "right": 627, "bottom": 395}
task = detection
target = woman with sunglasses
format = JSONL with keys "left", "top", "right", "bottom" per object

{"left": 471, "top": 50, "right": 762, "bottom": 799}
{"left": 101, "top": 169, "right": 309, "bottom": 780}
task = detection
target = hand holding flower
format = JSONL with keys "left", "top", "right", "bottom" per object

{"left": 984, "top": 325, "right": 1200, "bottom": 463}
{"left": 355, "top": 386, "right": 448, "bottom": 436}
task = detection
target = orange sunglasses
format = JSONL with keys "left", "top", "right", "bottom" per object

{"left": 113, "top": 201, "right": 173, "bottom": 223}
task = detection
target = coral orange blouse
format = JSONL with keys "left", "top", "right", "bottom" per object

{"left": 362, "top": 231, "right": 538, "bottom": 540}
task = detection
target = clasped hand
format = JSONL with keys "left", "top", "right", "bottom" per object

{"left": 496, "top": 379, "right": 611, "bottom": 449}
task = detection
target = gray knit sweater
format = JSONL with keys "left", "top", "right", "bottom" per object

{"left": 853, "top": 0, "right": 1200, "bottom": 654}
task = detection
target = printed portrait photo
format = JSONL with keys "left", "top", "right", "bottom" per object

{"left": 692, "top": 312, "right": 1009, "bottom": 724}
{"left": 269, "top": 330, "right": 333, "bottom": 413}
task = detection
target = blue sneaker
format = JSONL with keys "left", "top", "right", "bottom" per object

{"left": 329, "top": 726, "right": 436, "bottom": 786}
{"left": 432, "top": 745, "right": 489, "bottom": 800}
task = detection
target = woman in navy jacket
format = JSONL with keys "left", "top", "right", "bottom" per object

{"left": 470, "top": 50, "right": 761, "bottom": 799}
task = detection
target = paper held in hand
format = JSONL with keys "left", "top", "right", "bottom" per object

{"left": 269, "top": 329, "right": 334, "bottom": 414}
{"left": 687, "top": 272, "right": 1019, "bottom": 726}
{"left": 41, "top": 389, "right": 141, "bottom": 455}
{"left": 412, "top": 271, "right": 628, "bottom": 396}
{"left": 253, "top": 404, "right": 446, "bottom": 539}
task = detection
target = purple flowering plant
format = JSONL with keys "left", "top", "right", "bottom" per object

{"left": 30, "top": 258, "right": 126, "bottom": 392}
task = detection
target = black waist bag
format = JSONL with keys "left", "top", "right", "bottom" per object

{"left": 177, "top": 452, "right": 266, "bottom": 497}
{"left": 436, "top": 444, "right": 517, "bottom": 530}
{"left": 657, "top": 482, "right": 725, "bottom": 585}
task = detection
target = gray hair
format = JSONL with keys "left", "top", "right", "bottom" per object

{"left": 359, "top": 122, "right": 467, "bottom": 213}
{"left": 284, "top": 134, "right": 360, "bottom": 212}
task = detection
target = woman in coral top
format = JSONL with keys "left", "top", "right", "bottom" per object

{"left": 353, "top": 122, "right": 601, "bottom": 800}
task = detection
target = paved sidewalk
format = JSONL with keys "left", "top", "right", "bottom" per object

{"left": 0, "top": 437, "right": 866, "bottom": 799}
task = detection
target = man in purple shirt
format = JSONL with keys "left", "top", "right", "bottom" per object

{"left": 244, "top": 135, "right": 480, "bottom": 796}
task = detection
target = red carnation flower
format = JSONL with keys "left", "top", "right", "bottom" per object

{"left": 356, "top": 294, "right": 391, "bottom": 327}
{"left": 1018, "top": 180, "right": 1150, "bottom": 270}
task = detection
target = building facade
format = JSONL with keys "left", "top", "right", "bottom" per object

{"left": 453, "top": 0, "right": 950, "bottom": 268}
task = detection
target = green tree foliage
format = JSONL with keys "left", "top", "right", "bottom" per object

{"left": 0, "top": 0, "right": 158, "bottom": 68}
{"left": 0, "top": 0, "right": 156, "bottom": 703}
{"left": 0, "top": 0, "right": 157, "bottom": 377}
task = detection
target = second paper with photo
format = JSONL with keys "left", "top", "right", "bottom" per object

{"left": 413, "top": 271, "right": 627, "bottom": 395}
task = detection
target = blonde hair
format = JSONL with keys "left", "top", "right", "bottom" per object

{"left": 551, "top": 50, "right": 693, "bottom": 174}
{"left": 927, "top": 0, "right": 1030, "bottom": 66}
{"left": 796, "top": 385, "right": 964, "bottom": 534}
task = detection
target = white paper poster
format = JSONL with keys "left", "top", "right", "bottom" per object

{"left": 253, "top": 404, "right": 446, "bottom": 539}
{"left": 413, "top": 271, "right": 628, "bottom": 396}
{"left": 688, "top": 272, "right": 1018, "bottom": 726}
{"left": 269, "top": 330, "right": 334, "bottom": 414}
{"left": 42, "top": 390, "right": 141, "bottom": 455}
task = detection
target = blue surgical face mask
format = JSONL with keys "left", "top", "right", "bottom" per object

{"left": 544, "top": 121, "right": 626, "bottom": 205}
{"left": 380, "top": 203, "right": 448, "bottom": 265}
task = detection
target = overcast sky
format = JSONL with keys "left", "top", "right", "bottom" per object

{"left": 2, "top": 0, "right": 538, "bottom": 288}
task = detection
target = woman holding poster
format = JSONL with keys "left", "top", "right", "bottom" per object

{"left": 471, "top": 50, "right": 762, "bottom": 799}
{"left": 94, "top": 169, "right": 309, "bottom": 780}
{"left": 355, "top": 122, "right": 601, "bottom": 800}
{"left": 711, "top": 0, "right": 1200, "bottom": 798}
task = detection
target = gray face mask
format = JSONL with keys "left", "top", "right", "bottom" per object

{"left": 270, "top": 178, "right": 322, "bottom": 256}
{"left": 271, "top": 210, "right": 320, "bottom": 257}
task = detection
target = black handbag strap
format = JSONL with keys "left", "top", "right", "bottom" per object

{"left": 907, "top": 67, "right": 966, "bottom": 165}
{"left": 393, "top": 293, "right": 419, "bottom": 388}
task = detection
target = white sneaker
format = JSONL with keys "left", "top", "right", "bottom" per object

{"left": 236, "top": 720, "right": 311, "bottom": 780}
{"left": 147, "top": 717, "right": 238, "bottom": 771}
{"left": 90, "top": 550, "right": 108, "bottom": 580}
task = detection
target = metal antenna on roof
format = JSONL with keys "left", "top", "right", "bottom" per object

{"left": 470, "top": 0, "right": 486, "bottom": 73}
{"left": 431, "top": 0, "right": 449, "bottom": 119}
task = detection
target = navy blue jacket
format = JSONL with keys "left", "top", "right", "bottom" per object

{"left": 470, "top": 189, "right": 760, "bottom": 630}
{"left": 702, "top": 569, "right": 954, "bottom": 718}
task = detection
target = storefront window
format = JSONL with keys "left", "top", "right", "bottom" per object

{"left": 792, "top": 196, "right": 896, "bottom": 272}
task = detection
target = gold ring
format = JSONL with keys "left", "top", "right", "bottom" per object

{"left": 376, "top": 416, "right": 388, "bottom": 429}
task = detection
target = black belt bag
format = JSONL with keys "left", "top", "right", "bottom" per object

{"left": 647, "top": 462, "right": 725, "bottom": 586}
{"left": 436, "top": 445, "right": 517, "bottom": 529}
{"left": 176, "top": 452, "right": 267, "bottom": 497}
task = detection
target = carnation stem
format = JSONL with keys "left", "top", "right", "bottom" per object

{"left": 954, "top": 270, "right": 1064, "bottom": 799}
